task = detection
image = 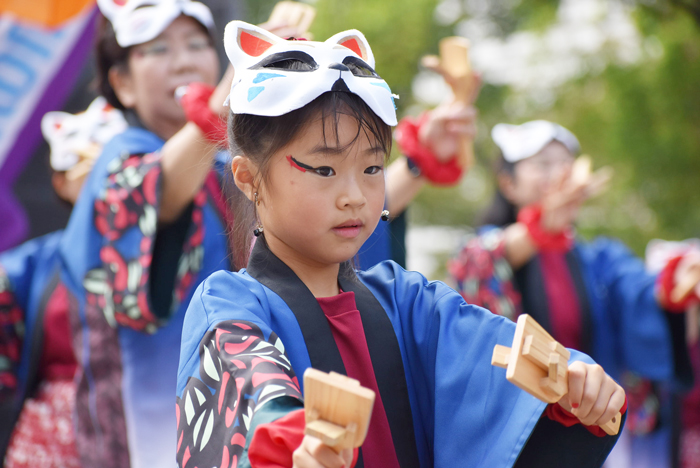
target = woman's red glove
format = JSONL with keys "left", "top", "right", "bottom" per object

{"left": 178, "top": 82, "right": 228, "bottom": 146}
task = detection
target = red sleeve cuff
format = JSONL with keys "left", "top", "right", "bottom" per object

{"left": 394, "top": 114, "right": 464, "bottom": 186}
{"left": 517, "top": 204, "right": 574, "bottom": 252}
{"left": 544, "top": 397, "right": 627, "bottom": 437}
{"left": 249, "top": 409, "right": 359, "bottom": 468}
{"left": 657, "top": 255, "right": 698, "bottom": 312}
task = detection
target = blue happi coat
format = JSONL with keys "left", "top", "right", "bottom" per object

{"left": 176, "top": 239, "right": 622, "bottom": 468}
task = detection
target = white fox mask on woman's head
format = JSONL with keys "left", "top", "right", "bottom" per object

{"left": 42, "top": 97, "right": 128, "bottom": 174}
{"left": 223, "top": 21, "right": 398, "bottom": 126}
{"left": 97, "top": 0, "right": 214, "bottom": 47}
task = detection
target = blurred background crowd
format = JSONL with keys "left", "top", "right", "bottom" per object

{"left": 2, "top": 0, "right": 700, "bottom": 467}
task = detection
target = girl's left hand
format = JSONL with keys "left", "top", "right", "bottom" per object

{"left": 559, "top": 361, "right": 625, "bottom": 428}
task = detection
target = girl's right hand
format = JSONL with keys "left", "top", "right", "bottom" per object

{"left": 292, "top": 435, "right": 353, "bottom": 468}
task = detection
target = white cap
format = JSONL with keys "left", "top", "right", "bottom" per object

{"left": 492, "top": 120, "right": 580, "bottom": 163}
{"left": 42, "top": 97, "right": 128, "bottom": 172}
{"left": 98, "top": 0, "right": 214, "bottom": 48}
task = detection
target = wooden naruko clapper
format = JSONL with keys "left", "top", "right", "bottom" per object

{"left": 422, "top": 36, "right": 476, "bottom": 169}
{"left": 492, "top": 314, "right": 621, "bottom": 436}
{"left": 303, "top": 369, "right": 375, "bottom": 452}
{"left": 268, "top": 1, "right": 316, "bottom": 38}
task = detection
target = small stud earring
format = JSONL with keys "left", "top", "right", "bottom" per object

{"left": 381, "top": 210, "right": 390, "bottom": 221}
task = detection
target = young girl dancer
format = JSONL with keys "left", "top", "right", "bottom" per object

{"left": 176, "top": 21, "right": 626, "bottom": 468}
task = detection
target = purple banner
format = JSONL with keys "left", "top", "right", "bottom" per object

{"left": 0, "top": 6, "right": 98, "bottom": 252}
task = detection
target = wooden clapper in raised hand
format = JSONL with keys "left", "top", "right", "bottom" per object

{"left": 268, "top": 1, "right": 316, "bottom": 38}
{"left": 303, "top": 369, "right": 375, "bottom": 452}
{"left": 491, "top": 314, "right": 622, "bottom": 436}
{"left": 421, "top": 36, "right": 476, "bottom": 169}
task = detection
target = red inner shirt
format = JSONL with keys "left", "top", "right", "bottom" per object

{"left": 38, "top": 283, "right": 77, "bottom": 382}
{"left": 316, "top": 291, "right": 400, "bottom": 468}
{"left": 539, "top": 251, "right": 582, "bottom": 350}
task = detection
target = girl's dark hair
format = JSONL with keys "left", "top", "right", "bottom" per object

{"left": 227, "top": 91, "right": 393, "bottom": 267}
{"left": 95, "top": 15, "right": 130, "bottom": 110}
{"left": 477, "top": 151, "right": 518, "bottom": 227}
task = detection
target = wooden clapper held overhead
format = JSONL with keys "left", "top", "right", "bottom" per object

{"left": 491, "top": 314, "right": 622, "bottom": 436}
{"left": 303, "top": 369, "right": 376, "bottom": 452}
{"left": 268, "top": 1, "right": 316, "bottom": 38}
{"left": 422, "top": 36, "right": 476, "bottom": 169}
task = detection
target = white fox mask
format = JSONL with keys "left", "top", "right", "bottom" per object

{"left": 223, "top": 21, "right": 398, "bottom": 126}
{"left": 42, "top": 97, "right": 128, "bottom": 172}
{"left": 97, "top": 0, "right": 214, "bottom": 47}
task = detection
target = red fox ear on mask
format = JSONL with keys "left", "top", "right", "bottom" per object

{"left": 223, "top": 20, "right": 398, "bottom": 126}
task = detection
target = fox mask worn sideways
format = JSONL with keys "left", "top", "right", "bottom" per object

{"left": 42, "top": 96, "right": 128, "bottom": 175}
{"left": 222, "top": 20, "right": 398, "bottom": 126}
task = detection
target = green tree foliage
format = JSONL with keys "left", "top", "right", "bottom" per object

{"left": 414, "top": 1, "right": 700, "bottom": 255}
{"left": 241, "top": 0, "right": 700, "bottom": 255}
{"left": 551, "top": 7, "right": 700, "bottom": 252}
{"left": 241, "top": 0, "right": 446, "bottom": 111}
{"left": 310, "top": 0, "right": 447, "bottom": 111}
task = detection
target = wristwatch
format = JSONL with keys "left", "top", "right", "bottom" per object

{"left": 405, "top": 156, "right": 422, "bottom": 178}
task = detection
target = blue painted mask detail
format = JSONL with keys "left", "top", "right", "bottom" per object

{"left": 247, "top": 86, "right": 265, "bottom": 102}
{"left": 253, "top": 72, "right": 285, "bottom": 84}
{"left": 371, "top": 81, "right": 397, "bottom": 110}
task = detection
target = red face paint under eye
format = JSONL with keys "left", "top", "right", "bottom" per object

{"left": 286, "top": 155, "right": 313, "bottom": 173}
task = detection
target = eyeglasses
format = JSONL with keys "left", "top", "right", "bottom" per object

{"left": 132, "top": 35, "right": 213, "bottom": 60}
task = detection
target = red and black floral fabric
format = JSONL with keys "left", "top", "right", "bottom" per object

{"left": 0, "top": 267, "right": 23, "bottom": 398}
{"left": 447, "top": 229, "right": 521, "bottom": 321}
{"left": 85, "top": 151, "right": 207, "bottom": 334}
{"left": 176, "top": 321, "right": 303, "bottom": 468}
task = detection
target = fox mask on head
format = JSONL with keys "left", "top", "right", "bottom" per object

{"left": 223, "top": 20, "right": 398, "bottom": 126}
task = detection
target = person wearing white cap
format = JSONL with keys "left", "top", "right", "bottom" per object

{"left": 55, "top": 2, "right": 306, "bottom": 467}
{"left": 448, "top": 120, "right": 699, "bottom": 468}
{"left": 0, "top": 98, "right": 127, "bottom": 468}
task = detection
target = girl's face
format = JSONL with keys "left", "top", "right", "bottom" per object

{"left": 112, "top": 15, "right": 219, "bottom": 139}
{"left": 256, "top": 113, "right": 386, "bottom": 269}
{"left": 500, "top": 140, "right": 575, "bottom": 209}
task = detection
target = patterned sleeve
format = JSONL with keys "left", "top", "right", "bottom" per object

{"left": 86, "top": 151, "right": 207, "bottom": 333}
{"left": 176, "top": 320, "right": 303, "bottom": 468}
{"left": 446, "top": 228, "right": 521, "bottom": 320}
{"left": 0, "top": 267, "right": 24, "bottom": 399}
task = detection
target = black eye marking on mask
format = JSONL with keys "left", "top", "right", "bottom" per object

{"left": 251, "top": 51, "right": 319, "bottom": 72}
{"left": 342, "top": 56, "right": 379, "bottom": 78}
